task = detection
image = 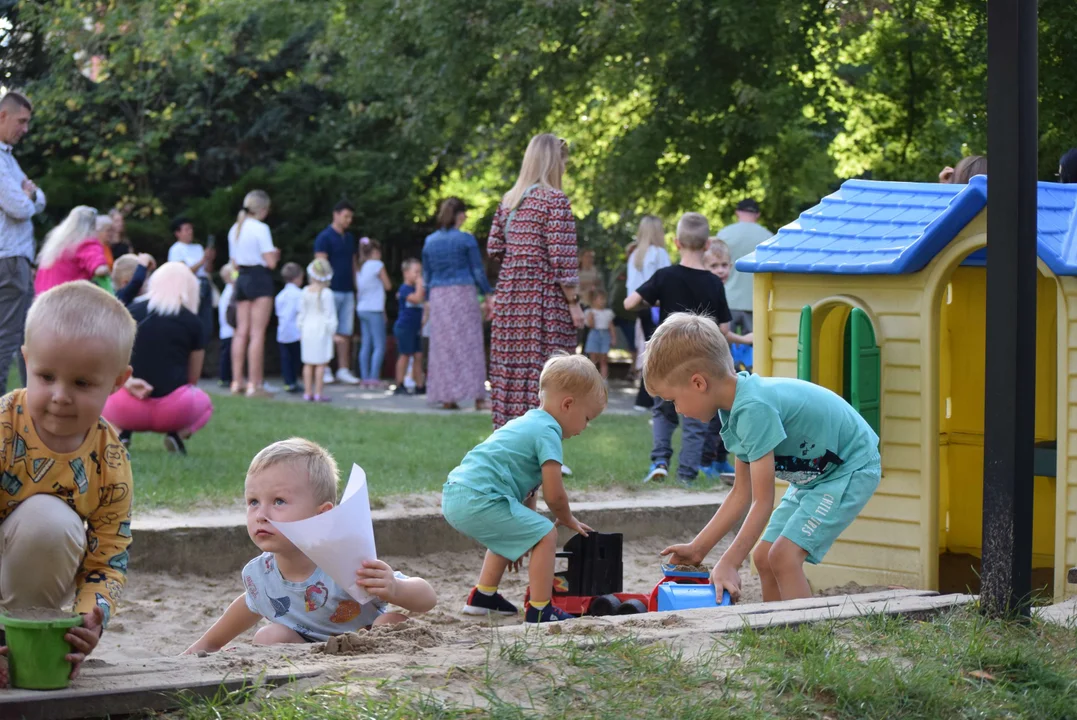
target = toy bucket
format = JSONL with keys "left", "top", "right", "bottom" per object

{"left": 0, "top": 612, "right": 83, "bottom": 689}
{"left": 655, "top": 584, "right": 733, "bottom": 612}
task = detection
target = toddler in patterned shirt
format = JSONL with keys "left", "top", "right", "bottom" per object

{"left": 185, "top": 438, "right": 436, "bottom": 651}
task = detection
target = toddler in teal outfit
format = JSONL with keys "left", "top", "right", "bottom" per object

{"left": 646, "top": 313, "right": 880, "bottom": 602}
{"left": 442, "top": 354, "right": 607, "bottom": 623}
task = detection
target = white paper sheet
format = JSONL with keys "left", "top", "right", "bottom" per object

{"left": 269, "top": 464, "right": 378, "bottom": 604}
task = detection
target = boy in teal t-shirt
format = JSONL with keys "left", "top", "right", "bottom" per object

{"left": 442, "top": 354, "right": 607, "bottom": 623}
{"left": 644, "top": 312, "right": 880, "bottom": 603}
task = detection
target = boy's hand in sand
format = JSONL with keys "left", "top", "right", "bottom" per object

{"left": 554, "top": 515, "right": 592, "bottom": 537}
{"left": 712, "top": 562, "right": 742, "bottom": 603}
{"left": 357, "top": 560, "right": 399, "bottom": 603}
{"left": 660, "top": 542, "right": 705, "bottom": 567}
{"left": 66, "top": 606, "right": 105, "bottom": 680}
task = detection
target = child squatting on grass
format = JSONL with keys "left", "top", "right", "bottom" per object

{"left": 185, "top": 439, "right": 436, "bottom": 652}
{"left": 0, "top": 281, "right": 137, "bottom": 683}
{"left": 441, "top": 354, "right": 607, "bottom": 624}
{"left": 648, "top": 313, "right": 880, "bottom": 602}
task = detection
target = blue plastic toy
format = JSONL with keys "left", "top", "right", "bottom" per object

{"left": 655, "top": 583, "right": 733, "bottom": 611}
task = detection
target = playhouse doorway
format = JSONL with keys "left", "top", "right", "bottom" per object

{"left": 936, "top": 264, "right": 1058, "bottom": 596}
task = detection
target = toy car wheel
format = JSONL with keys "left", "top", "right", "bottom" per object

{"left": 587, "top": 594, "right": 623, "bottom": 616}
{"left": 616, "top": 599, "right": 648, "bottom": 615}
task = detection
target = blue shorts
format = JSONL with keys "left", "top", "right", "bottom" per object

{"left": 441, "top": 483, "right": 553, "bottom": 562}
{"left": 333, "top": 292, "right": 355, "bottom": 336}
{"left": 394, "top": 324, "right": 422, "bottom": 355}
{"left": 761, "top": 455, "right": 881, "bottom": 564}
{"left": 584, "top": 328, "right": 611, "bottom": 354}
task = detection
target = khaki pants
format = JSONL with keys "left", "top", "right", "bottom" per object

{"left": 0, "top": 495, "right": 86, "bottom": 612}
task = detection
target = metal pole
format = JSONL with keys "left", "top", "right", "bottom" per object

{"left": 982, "top": 0, "right": 1037, "bottom": 617}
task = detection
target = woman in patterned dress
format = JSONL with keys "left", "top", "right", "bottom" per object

{"left": 487, "top": 133, "right": 584, "bottom": 429}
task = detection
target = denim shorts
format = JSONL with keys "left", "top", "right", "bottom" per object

{"left": 333, "top": 291, "right": 355, "bottom": 336}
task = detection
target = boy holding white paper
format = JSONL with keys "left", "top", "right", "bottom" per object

{"left": 185, "top": 439, "right": 436, "bottom": 651}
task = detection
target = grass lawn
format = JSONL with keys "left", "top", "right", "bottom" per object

{"left": 179, "top": 606, "right": 1077, "bottom": 719}
{"left": 130, "top": 393, "right": 698, "bottom": 510}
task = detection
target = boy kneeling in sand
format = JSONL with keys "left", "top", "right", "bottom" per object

{"left": 649, "top": 313, "right": 880, "bottom": 602}
{"left": 186, "top": 439, "right": 436, "bottom": 652}
{"left": 0, "top": 282, "right": 137, "bottom": 680}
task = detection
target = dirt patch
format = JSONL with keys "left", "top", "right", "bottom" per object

{"left": 321, "top": 622, "right": 445, "bottom": 656}
{"left": 2, "top": 607, "right": 78, "bottom": 621}
{"left": 666, "top": 563, "right": 709, "bottom": 573}
{"left": 815, "top": 582, "right": 891, "bottom": 597}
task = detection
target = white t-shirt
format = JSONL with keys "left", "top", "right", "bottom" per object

{"left": 228, "top": 217, "right": 275, "bottom": 267}
{"left": 626, "top": 245, "right": 671, "bottom": 296}
{"left": 218, "top": 283, "right": 235, "bottom": 340}
{"left": 274, "top": 283, "right": 303, "bottom": 344}
{"left": 167, "top": 241, "right": 208, "bottom": 278}
{"left": 356, "top": 259, "right": 386, "bottom": 313}
{"left": 587, "top": 308, "right": 615, "bottom": 330}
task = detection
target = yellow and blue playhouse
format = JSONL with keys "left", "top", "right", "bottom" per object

{"left": 738, "top": 176, "right": 1077, "bottom": 599}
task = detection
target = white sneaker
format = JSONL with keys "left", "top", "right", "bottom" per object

{"left": 262, "top": 381, "right": 280, "bottom": 393}
{"left": 336, "top": 368, "right": 360, "bottom": 385}
{"left": 561, "top": 464, "right": 573, "bottom": 476}
{"left": 323, "top": 368, "right": 336, "bottom": 385}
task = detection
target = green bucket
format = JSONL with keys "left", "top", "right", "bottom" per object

{"left": 0, "top": 612, "right": 83, "bottom": 690}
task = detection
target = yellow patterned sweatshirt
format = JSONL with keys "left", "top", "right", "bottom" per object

{"left": 0, "top": 389, "right": 132, "bottom": 625}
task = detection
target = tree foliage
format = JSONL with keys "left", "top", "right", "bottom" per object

{"left": 2, "top": 0, "right": 1075, "bottom": 272}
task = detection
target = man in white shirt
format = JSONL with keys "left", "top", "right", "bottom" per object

{"left": 715, "top": 198, "right": 773, "bottom": 335}
{"left": 168, "top": 216, "right": 216, "bottom": 343}
{"left": 0, "top": 92, "right": 45, "bottom": 393}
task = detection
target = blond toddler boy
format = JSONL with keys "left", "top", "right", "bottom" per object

{"left": 0, "top": 281, "right": 137, "bottom": 680}
{"left": 442, "top": 354, "right": 606, "bottom": 623}
{"left": 186, "top": 438, "right": 436, "bottom": 651}
{"left": 647, "top": 313, "right": 880, "bottom": 602}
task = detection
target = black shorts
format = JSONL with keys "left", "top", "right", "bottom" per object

{"left": 234, "top": 265, "right": 275, "bottom": 301}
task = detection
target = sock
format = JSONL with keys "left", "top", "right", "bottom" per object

{"left": 529, "top": 599, "right": 549, "bottom": 609}
{"left": 476, "top": 584, "right": 498, "bottom": 596}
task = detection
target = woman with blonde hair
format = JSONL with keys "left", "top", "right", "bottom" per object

{"left": 625, "top": 214, "right": 670, "bottom": 408}
{"left": 227, "top": 190, "right": 280, "bottom": 398}
{"left": 33, "top": 206, "right": 110, "bottom": 295}
{"left": 103, "top": 262, "right": 213, "bottom": 455}
{"left": 487, "top": 133, "right": 583, "bottom": 429}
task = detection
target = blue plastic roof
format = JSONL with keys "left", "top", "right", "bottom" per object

{"left": 736, "top": 176, "right": 1077, "bottom": 276}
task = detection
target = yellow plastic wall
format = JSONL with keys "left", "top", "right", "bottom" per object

{"left": 938, "top": 267, "right": 1056, "bottom": 567}
{"left": 814, "top": 305, "right": 850, "bottom": 396}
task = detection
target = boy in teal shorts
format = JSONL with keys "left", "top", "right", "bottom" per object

{"left": 442, "top": 354, "right": 606, "bottom": 623}
{"left": 646, "top": 313, "right": 880, "bottom": 602}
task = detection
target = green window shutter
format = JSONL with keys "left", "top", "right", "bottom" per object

{"left": 848, "top": 307, "right": 881, "bottom": 435}
{"left": 796, "top": 305, "right": 812, "bottom": 381}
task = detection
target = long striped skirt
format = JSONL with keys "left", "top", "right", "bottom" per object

{"left": 427, "top": 284, "right": 488, "bottom": 406}
{"left": 489, "top": 275, "right": 576, "bottom": 428}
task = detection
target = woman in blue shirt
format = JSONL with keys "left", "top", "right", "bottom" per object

{"left": 421, "top": 198, "right": 492, "bottom": 410}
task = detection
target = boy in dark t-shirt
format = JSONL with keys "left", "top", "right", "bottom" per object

{"left": 625, "top": 212, "right": 746, "bottom": 485}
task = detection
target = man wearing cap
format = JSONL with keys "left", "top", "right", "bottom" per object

{"left": 716, "top": 198, "right": 772, "bottom": 335}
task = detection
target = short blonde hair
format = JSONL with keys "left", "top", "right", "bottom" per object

{"left": 539, "top": 353, "right": 608, "bottom": 405}
{"left": 246, "top": 438, "right": 340, "bottom": 506}
{"left": 220, "top": 263, "right": 236, "bottom": 284}
{"left": 643, "top": 312, "right": 734, "bottom": 393}
{"left": 112, "top": 253, "right": 139, "bottom": 289}
{"left": 705, "top": 238, "right": 731, "bottom": 262}
{"left": 146, "top": 261, "right": 199, "bottom": 316}
{"left": 25, "top": 281, "right": 136, "bottom": 368}
{"left": 676, "top": 212, "right": 710, "bottom": 251}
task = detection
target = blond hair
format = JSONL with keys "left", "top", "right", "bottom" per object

{"left": 111, "top": 253, "right": 140, "bottom": 289}
{"left": 539, "top": 353, "right": 608, "bottom": 405}
{"left": 146, "top": 261, "right": 199, "bottom": 316}
{"left": 220, "top": 263, "right": 237, "bottom": 284}
{"left": 247, "top": 438, "right": 340, "bottom": 506}
{"left": 25, "top": 281, "right": 136, "bottom": 368}
{"left": 676, "top": 212, "right": 710, "bottom": 251}
{"left": 234, "top": 189, "right": 271, "bottom": 244}
{"left": 502, "top": 134, "right": 569, "bottom": 211}
{"left": 632, "top": 216, "right": 665, "bottom": 271}
{"left": 705, "top": 238, "right": 731, "bottom": 262}
{"left": 643, "top": 312, "right": 734, "bottom": 393}
{"left": 38, "top": 206, "right": 99, "bottom": 268}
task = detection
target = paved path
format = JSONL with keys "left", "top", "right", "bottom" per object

{"left": 199, "top": 376, "right": 647, "bottom": 416}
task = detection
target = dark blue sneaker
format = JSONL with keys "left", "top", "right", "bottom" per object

{"left": 643, "top": 461, "right": 668, "bottom": 483}
{"left": 462, "top": 587, "right": 519, "bottom": 616}
{"left": 525, "top": 603, "right": 574, "bottom": 623}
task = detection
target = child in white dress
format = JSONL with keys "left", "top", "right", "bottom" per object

{"left": 298, "top": 258, "right": 338, "bottom": 402}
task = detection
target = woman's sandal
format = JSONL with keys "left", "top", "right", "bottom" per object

{"left": 442, "top": 402, "right": 460, "bottom": 410}
{"left": 246, "top": 386, "right": 274, "bottom": 399}
{"left": 230, "top": 382, "right": 244, "bottom": 395}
